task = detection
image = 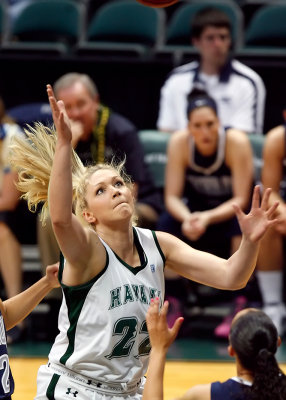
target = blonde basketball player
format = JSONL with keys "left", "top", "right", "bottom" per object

{"left": 9, "top": 84, "right": 278, "bottom": 399}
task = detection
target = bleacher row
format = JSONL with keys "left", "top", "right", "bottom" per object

{"left": 0, "top": 0, "right": 286, "bottom": 65}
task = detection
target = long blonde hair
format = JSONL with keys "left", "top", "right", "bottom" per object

{"left": 9, "top": 122, "right": 133, "bottom": 225}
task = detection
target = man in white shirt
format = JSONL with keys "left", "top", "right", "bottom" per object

{"left": 157, "top": 7, "right": 266, "bottom": 135}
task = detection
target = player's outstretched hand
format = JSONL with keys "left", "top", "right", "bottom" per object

{"left": 233, "top": 185, "right": 278, "bottom": 243}
{"left": 47, "top": 84, "right": 72, "bottom": 143}
{"left": 146, "top": 298, "right": 183, "bottom": 353}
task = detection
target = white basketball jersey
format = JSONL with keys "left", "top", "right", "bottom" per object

{"left": 48, "top": 227, "right": 165, "bottom": 385}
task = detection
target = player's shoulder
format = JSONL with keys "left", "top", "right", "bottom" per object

{"left": 166, "top": 61, "right": 199, "bottom": 81}
{"left": 169, "top": 129, "right": 189, "bottom": 145}
{"left": 231, "top": 59, "right": 264, "bottom": 83}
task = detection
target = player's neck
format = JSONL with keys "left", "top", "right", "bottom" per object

{"left": 236, "top": 362, "right": 254, "bottom": 383}
{"left": 200, "top": 60, "right": 221, "bottom": 76}
{"left": 97, "top": 223, "right": 134, "bottom": 255}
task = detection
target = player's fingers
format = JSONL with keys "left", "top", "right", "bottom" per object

{"left": 170, "top": 317, "right": 184, "bottom": 341}
{"left": 160, "top": 300, "right": 169, "bottom": 316}
{"left": 146, "top": 298, "right": 159, "bottom": 331}
{"left": 48, "top": 94, "right": 59, "bottom": 116}
{"left": 266, "top": 201, "right": 279, "bottom": 218}
{"left": 250, "top": 185, "right": 261, "bottom": 209}
{"left": 147, "top": 298, "right": 157, "bottom": 319}
{"left": 260, "top": 187, "right": 271, "bottom": 211}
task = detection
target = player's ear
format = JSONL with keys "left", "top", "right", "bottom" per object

{"left": 228, "top": 344, "right": 235, "bottom": 357}
{"left": 83, "top": 210, "right": 96, "bottom": 224}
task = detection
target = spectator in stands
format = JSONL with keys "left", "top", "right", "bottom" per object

{"left": 37, "top": 72, "right": 163, "bottom": 270}
{"left": 157, "top": 7, "right": 266, "bottom": 135}
{"left": 143, "top": 300, "right": 286, "bottom": 400}
{"left": 256, "top": 108, "right": 286, "bottom": 335}
{"left": 0, "top": 96, "right": 27, "bottom": 343}
{"left": 157, "top": 89, "right": 254, "bottom": 333}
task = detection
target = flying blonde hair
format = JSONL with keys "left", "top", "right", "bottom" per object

{"left": 9, "top": 122, "right": 133, "bottom": 225}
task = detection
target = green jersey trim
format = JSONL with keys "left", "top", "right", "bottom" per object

{"left": 112, "top": 227, "right": 148, "bottom": 275}
{"left": 59, "top": 251, "right": 108, "bottom": 290}
{"left": 151, "top": 230, "right": 166, "bottom": 267}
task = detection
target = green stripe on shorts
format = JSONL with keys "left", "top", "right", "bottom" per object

{"left": 46, "top": 374, "right": 60, "bottom": 400}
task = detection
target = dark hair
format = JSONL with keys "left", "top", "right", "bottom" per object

{"left": 230, "top": 310, "right": 286, "bottom": 400}
{"left": 187, "top": 88, "right": 218, "bottom": 118}
{"left": 191, "top": 7, "right": 231, "bottom": 39}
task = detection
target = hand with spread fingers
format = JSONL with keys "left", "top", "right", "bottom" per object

{"left": 46, "top": 84, "right": 72, "bottom": 143}
{"left": 143, "top": 298, "right": 183, "bottom": 400}
{"left": 146, "top": 298, "right": 183, "bottom": 352}
{"left": 233, "top": 185, "right": 278, "bottom": 243}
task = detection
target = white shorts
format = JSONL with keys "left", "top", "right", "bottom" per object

{"left": 35, "top": 363, "right": 145, "bottom": 400}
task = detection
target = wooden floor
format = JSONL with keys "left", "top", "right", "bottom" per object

{"left": 10, "top": 358, "right": 286, "bottom": 399}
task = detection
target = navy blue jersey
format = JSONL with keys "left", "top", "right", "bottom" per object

{"left": 184, "top": 129, "right": 232, "bottom": 211}
{"left": 0, "top": 312, "right": 14, "bottom": 399}
{"left": 211, "top": 378, "right": 251, "bottom": 400}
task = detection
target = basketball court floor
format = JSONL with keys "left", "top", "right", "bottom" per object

{"left": 9, "top": 334, "right": 286, "bottom": 399}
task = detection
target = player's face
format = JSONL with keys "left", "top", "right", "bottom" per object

{"left": 188, "top": 106, "right": 220, "bottom": 156}
{"left": 193, "top": 26, "right": 231, "bottom": 69}
{"left": 56, "top": 81, "right": 99, "bottom": 140}
{"left": 83, "top": 169, "right": 135, "bottom": 226}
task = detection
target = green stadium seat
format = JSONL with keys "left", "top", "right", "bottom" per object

{"left": 76, "top": 0, "right": 166, "bottom": 59}
{"left": 138, "top": 130, "right": 170, "bottom": 189}
{"left": 0, "top": 0, "right": 9, "bottom": 45}
{"left": 1, "top": 0, "right": 85, "bottom": 56}
{"left": 238, "top": 3, "right": 286, "bottom": 58}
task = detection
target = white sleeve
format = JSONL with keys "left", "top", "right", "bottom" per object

{"left": 157, "top": 76, "right": 181, "bottom": 132}
{"left": 230, "top": 76, "right": 266, "bottom": 135}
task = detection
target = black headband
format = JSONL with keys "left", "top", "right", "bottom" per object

{"left": 187, "top": 96, "right": 218, "bottom": 117}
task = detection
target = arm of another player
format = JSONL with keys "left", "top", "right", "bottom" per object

{"left": 143, "top": 298, "right": 183, "bottom": 400}
{"left": 0, "top": 263, "right": 60, "bottom": 330}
